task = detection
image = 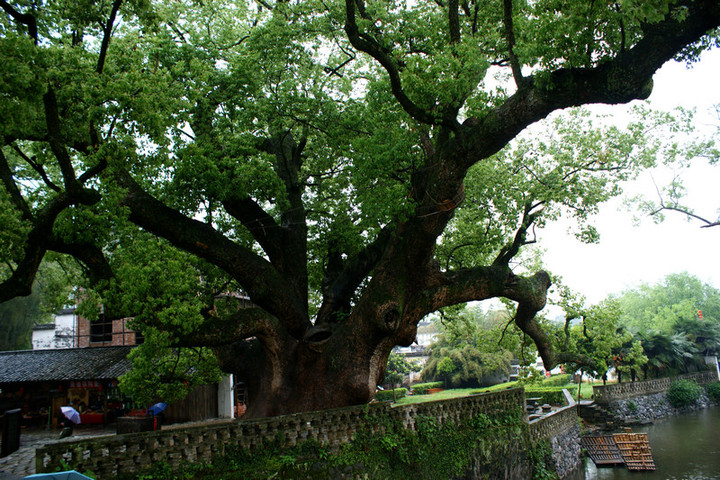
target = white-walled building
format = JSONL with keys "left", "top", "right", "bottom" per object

{"left": 31, "top": 307, "right": 77, "bottom": 349}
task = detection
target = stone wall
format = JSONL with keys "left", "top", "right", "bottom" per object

{"left": 608, "top": 390, "right": 717, "bottom": 424}
{"left": 37, "top": 387, "right": 580, "bottom": 479}
{"left": 592, "top": 371, "right": 717, "bottom": 404}
{"left": 529, "top": 391, "right": 581, "bottom": 479}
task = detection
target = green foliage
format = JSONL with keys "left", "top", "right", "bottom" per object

{"left": 411, "top": 382, "right": 443, "bottom": 395}
{"left": 551, "top": 287, "right": 647, "bottom": 381}
{"left": 422, "top": 306, "right": 516, "bottom": 388}
{"left": 383, "top": 352, "right": 421, "bottom": 386}
{"left": 705, "top": 382, "right": 720, "bottom": 402}
{"left": 528, "top": 440, "right": 560, "bottom": 480}
{"left": 119, "top": 338, "right": 222, "bottom": 404}
{"left": 615, "top": 273, "right": 720, "bottom": 334}
{"left": 374, "top": 388, "right": 407, "bottom": 402}
{"left": 523, "top": 387, "right": 566, "bottom": 406}
{"left": 627, "top": 400, "right": 638, "bottom": 412}
{"left": 666, "top": 379, "right": 703, "bottom": 408}
{"left": 541, "top": 374, "right": 572, "bottom": 387}
{"left": 1, "top": 0, "right": 717, "bottom": 413}
{"left": 635, "top": 329, "right": 700, "bottom": 378}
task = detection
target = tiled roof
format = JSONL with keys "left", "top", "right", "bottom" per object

{"left": 32, "top": 323, "right": 55, "bottom": 330}
{"left": 0, "top": 346, "right": 133, "bottom": 384}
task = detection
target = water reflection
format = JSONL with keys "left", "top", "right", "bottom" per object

{"left": 571, "top": 408, "right": 720, "bottom": 480}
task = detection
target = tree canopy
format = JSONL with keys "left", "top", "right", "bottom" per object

{"left": 552, "top": 273, "right": 719, "bottom": 381}
{"left": 1, "top": 0, "right": 719, "bottom": 416}
{"left": 614, "top": 272, "right": 720, "bottom": 333}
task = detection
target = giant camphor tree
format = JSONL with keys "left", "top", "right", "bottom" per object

{"left": 1, "top": 0, "right": 719, "bottom": 418}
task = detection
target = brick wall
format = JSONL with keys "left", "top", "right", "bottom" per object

{"left": 76, "top": 317, "right": 138, "bottom": 348}
{"left": 36, "top": 387, "right": 580, "bottom": 479}
{"left": 593, "top": 371, "right": 718, "bottom": 404}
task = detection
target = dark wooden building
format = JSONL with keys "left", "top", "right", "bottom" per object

{"left": 0, "top": 346, "right": 133, "bottom": 428}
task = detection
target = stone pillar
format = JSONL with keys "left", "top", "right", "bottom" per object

{"left": 217, "top": 374, "right": 234, "bottom": 418}
{"left": 705, "top": 355, "right": 719, "bottom": 381}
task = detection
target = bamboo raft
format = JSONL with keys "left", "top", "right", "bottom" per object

{"left": 581, "top": 431, "right": 655, "bottom": 471}
{"left": 613, "top": 432, "right": 655, "bottom": 471}
{"left": 580, "top": 435, "right": 624, "bottom": 466}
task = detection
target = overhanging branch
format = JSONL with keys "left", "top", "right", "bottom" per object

{"left": 463, "top": 0, "right": 720, "bottom": 168}
{"left": 116, "top": 169, "right": 312, "bottom": 339}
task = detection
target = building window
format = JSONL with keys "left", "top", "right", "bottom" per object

{"left": 90, "top": 314, "right": 113, "bottom": 343}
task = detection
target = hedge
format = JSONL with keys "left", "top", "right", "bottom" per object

{"left": 541, "top": 374, "right": 572, "bottom": 387}
{"left": 374, "top": 388, "right": 408, "bottom": 402}
{"left": 411, "top": 382, "right": 443, "bottom": 395}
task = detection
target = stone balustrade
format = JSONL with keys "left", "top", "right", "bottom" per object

{"left": 593, "top": 371, "right": 718, "bottom": 404}
{"left": 36, "top": 386, "right": 580, "bottom": 479}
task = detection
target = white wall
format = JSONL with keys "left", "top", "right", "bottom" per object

{"left": 217, "top": 374, "right": 234, "bottom": 418}
{"left": 32, "top": 328, "right": 56, "bottom": 350}
{"left": 31, "top": 310, "right": 76, "bottom": 349}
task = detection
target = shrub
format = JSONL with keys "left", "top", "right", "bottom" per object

{"left": 374, "top": 388, "right": 407, "bottom": 402}
{"left": 667, "top": 379, "right": 702, "bottom": 408}
{"left": 524, "top": 387, "right": 566, "bottom": 406}
{"left": 627, "top": 400, "right": 638, "bottom": 412}
{"left": 706, "top": 381, "right": 720, "bottom": 402}
{"left": 411, "top": 382, "right": 443, "bottom": 395}
{"left": 541, "top": 374, "right": 572, "bottom": 387}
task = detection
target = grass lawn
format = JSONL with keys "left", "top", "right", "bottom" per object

{"left": 394, "top": 379, "right": 603, "bottom": 405}
{"left": 395, "top": 388, "right": 482, "bottom": 404}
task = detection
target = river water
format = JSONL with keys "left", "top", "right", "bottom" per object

{"left": 571, "top": 407, "right": 720, "bottom": 480}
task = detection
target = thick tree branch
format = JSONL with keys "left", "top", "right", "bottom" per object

{"left": 97, "top": 0, "right": 123, "bottom": 75}
{"left": 179, "top": 305, "right": 283, "bottom": 347}
{"left": 448, "top": 0, "right": 460, "bottom": 44}
{"left": 0, "top": 148, "right": 33, "bottom": 220}
{"left": 222, "top": 196, "right": 284, "bottom": 257}
{"left": 462, "top": 0, "right": 720, "bottom": 169}
{"left": 502, "top": 0, "right": 524, "bottom": 89}
{"left": 316, "top": 226, "right": 393, "bottom": 325}
{"left": 116, "top": 169, "right": 312, "bottom": 339}
{"left": 0, "top": 0, "right": 38, "bottom": 43}
{"left": 0, "top": 243, "right": 46, "bottom": 302}
{"left": 412, "top": 265, "right": 561, "bottom": 366}
{"left": 258, "top": 132, "right": 309, "bottom": 307}
{"left": 43, "top": 88, "right": 83, "bottom": 195}
{"left": 0, "top": 190, "right": 94, "bottom": 302}
{"left": 46, "top": 239, "right": 114, "bottom": 287}
{"left": 493, "top": 201, "right": 541, "bottom": 266}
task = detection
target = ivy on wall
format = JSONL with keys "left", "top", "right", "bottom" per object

{"left": 134, "top": 407, "right": 552, "bottom": 480}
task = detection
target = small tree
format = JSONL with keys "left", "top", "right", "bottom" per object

{"left": 436, "top": 356, "right": 457, "bottom": 389}
{"left": 383, "top": 351, "right": 421, "bottom": 401}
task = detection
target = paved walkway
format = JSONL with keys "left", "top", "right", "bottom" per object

{"left": 0, "top": 426, "right": 114, "bottom": 479}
